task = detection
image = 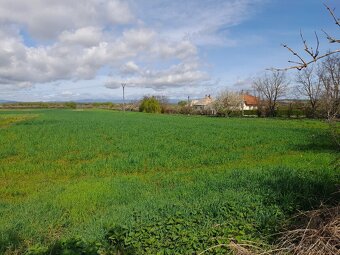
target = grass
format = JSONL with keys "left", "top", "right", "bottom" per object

{"left": 0, "top": 113, "right": 38, "bottom": 128}
{"left": 0, "top": 109, "right": 338, "bottom": 254}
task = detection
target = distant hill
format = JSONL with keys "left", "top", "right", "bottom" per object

{"left": 0, "top": 100, "right": 17, "bottom": 103}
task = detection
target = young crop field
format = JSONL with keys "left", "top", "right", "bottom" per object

{"left": 0, "top": 109, "right": 339, "bottom": 254}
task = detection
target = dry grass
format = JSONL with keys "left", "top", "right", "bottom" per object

{"left": 275, "top": 205, "right": 340, "bottom": 255}
{"left": 200, "top": 205, "right": 340, "bottom": 255}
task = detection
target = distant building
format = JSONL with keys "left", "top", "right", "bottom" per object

{"left": 189, "top": 93, "right": 258, "bottom": 115}
{"left": 241, "top": 94, "right": 258, "bottom": 110}
{"left": 190, "top": 95, "right": 215, "bottom": 114}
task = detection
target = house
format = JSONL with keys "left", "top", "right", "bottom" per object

{"left": 189, "top": 93, "right": 258, "bottom": 114}
{"left": 241, "top": 94, "right": 258, "bottom": 110}
{"left": 190, "top": 95, "right": 215, "bottom": 114}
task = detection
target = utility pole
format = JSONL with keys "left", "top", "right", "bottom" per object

{"left": 121, "top": 83, "right": 126, "bottom": 112}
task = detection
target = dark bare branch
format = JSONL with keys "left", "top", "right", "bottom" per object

{"left": 322, "top": 29, "right": 340, "bottom": 43}
{"left": 282, "top": 43, "right": 307, "bottom": 67}
{"left": 288, "top": 60, "right": 304, "bottom": 65}
{"left": 324, "top": 4, "right": 340, "bottom": 28}
{"left": 276, "top": 4, "right": 340, "bottom": 71}
{"left": 271, "top": 49, "right": 340, "bottom": 71}
{"left": 300, "top": 30, "right": 316, "bottom": 58}
{"left": 314, "top": 31, "right": 320, "bottom": 57}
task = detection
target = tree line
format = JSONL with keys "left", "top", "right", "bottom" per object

{"left": 212, "top": 55, "right": 339, "bottom": 119}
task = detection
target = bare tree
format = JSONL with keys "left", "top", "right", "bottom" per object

{"left": 252, "top": 71, "right": 289, "bottom": 117}
{"left": 318, "top": 55, "right": 340, "bottom": 119}
{"left": 276, "top": 4, "right": 340, "bottom": 71}
{"left": 295, "top": 66, "right": 322, "bottom": 117}
{"left": 213, "top": 90, "right": 242, "bottom": 117}
{"left": 274, "top": 3, "right": 339, "bottom": 150}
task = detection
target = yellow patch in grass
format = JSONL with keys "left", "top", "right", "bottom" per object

{"left": 0, "top": 114, "right": 38, "bottom": 128}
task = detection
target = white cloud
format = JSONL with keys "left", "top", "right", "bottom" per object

{"left": 0, "top": 24, "right": 202, "bottom": 88}
{"left": 120, "top": 61, "right": 140, "bottom": 74}
{"left": 60, "top": 90, "right": 74, "bottom": 97}
{"left": 106, "top": 61, "right": 209, "bottom": 90}
{"left": 0, "top": 0, "right": 134, "bottom": 40}
{"left": 152, "top": 40, "right": 197, "bottom": 60}
{"left": 59, "top": 27, "right": 103, "bottom": 47}
{"left": 122, "top": 28, "right": 156, "bottom": 50}
{"left": 0, "top": 0, "right": 266, "bottom": 101}
{"left": 134, "top": 0, "right": 264, "bottom": 46}
{"left": 106, "top": 0, "right": 134, "bottom": 24}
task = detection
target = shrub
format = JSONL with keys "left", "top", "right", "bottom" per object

{"left": 64, "top": 102, "right": 77, "bottom": 109}
{"left": 243, "top": 110, "right": 256, "bottom": 115}
{"left": 139, "top": 96, "right": 161, "bottom": 113}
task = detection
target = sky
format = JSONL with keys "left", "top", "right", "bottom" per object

{"left": 0, "top": 0, "right": 339, "bottom": 102}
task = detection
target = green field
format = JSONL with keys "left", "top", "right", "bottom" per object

{"left": 0, "top": 109, "right": 338, "bottom": 254}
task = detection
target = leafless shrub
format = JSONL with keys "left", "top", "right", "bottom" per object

{"left": 295, "top": 66, "right": 322, "bottom": 118}
{"left": 252, "top": 71, "right": 290, "bottom": 117}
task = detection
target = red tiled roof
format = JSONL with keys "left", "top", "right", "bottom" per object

{"left": 243, "top": 94, "right": 258, "bottom": 106}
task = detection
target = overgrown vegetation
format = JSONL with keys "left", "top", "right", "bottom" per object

{"left": 0, "top": 110, "right": 338, "bottom": 254}
{"left": 139, "top": 96, "right": 161, "bottom": 113}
